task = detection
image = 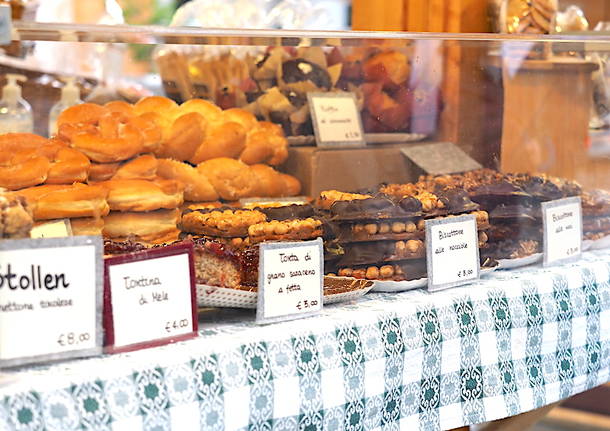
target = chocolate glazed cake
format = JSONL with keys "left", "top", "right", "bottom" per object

{"left": 318, "top": 183, "right": 491, "bottom": 281}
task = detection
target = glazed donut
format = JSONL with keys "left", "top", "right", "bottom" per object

{"left": 197, "top": 157, "right": 254, "bottom": 201}
{"left": 71, "top": 111, "right": 144, "bottom": 163}
{"left": 46, "top": 147, "right": 90, "bottom": 184}
{"left": 0, "top": 156, "right": 50, "bottom": 190}
{"left": 156, "top": 158, "right": 219, "bottom": 202}
{"left": 104, "top": 101, "right": 162, "bottom": 153}
{"left": 89, "top": 162, "right": 120, "bottom": 182}
{"left": 129, "top": 115, "right": 163, "bottom": 153}
{"left": 0, "top": 133, "right": 49, "bottom": 157}
{"left": 249, "top": 164, "right": 284, "bottom": 197}
{"left": 10, "top": 140, "right": 67, "bottom": 162}
{"left": 14, "top": 183, "right": 110, "bottom": 220}
{"left": 4, "top": 140, "right": 90, "bottom": 186}
{"left": 57, "top": 103, "right": 107, "bottom": 128}
{"left": 104, "top": 100, "right": 135, "bottom": 116}
{"left": 112, "top": 155, "right": 158, "bottom": 181}
{"left": 103, "top": 208, "right": 181, "bottom": 243}
{"left": 100, "top": 179, "right": 184, "bottom": 212}
{"left": 56, "top": 122, "right": 97, "bottom": 143}
{"left": 189, "top": 121, "right": 246, "bottom": 164}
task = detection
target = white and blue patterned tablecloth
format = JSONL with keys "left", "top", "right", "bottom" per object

{"left": 1, "top": 251, "right": 610, "bottom": 431}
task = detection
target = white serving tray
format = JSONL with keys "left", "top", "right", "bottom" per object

{"left": 196, "top": 277, "right": 373, "bottom": 309}
{"left": 497, "top": 253, "right": 543, "bottom": 269}
{"left": 371, "top": 266, "right": 497, "bottom": 293}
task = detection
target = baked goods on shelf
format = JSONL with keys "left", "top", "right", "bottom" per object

{"left": 103, "top": 209, "right": 181, "bottom": 245}
{"left": 0, "top": 135, "right": 91, "bottom": 190}
{"left": 112, "top": 155, "right": 158, "bottom": 181}
{"left": 51, "top": 96, "right": 298, "bottom": 202}
{"left": 189, "top": 238, "right": 259, "bottom": 289}
{"left": 582, "top": 189, "right": 610, "bottom": 241}
{"left": 13, "top": 183, "right": 109, "bottom": 220}
{"left": 197, "top": 158, "right": 255, "bottom": 201}
{"left": 181, "top": 208, "right": 267, "bottom": 237}
{"left": 156, "top": 158, "right": 219, "bottom": 202}
{"left": 100, "top": 179, "right": 184, "bottom": 212}
{"left": 247, "top": 218, "right": 322, "bottom": 243}
{"left": 0, "top": 192, "right": 33, "bottom": 239}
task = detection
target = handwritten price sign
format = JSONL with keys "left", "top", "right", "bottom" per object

{"left": 307, "top": 92, "right": 366, "bottom": 148}
{"left": 542, "top": 197, "right": 583, "bottom": 266}
{"left": 57, "top": 332, "right": 91, "bottom": 347}
{"left": 0, "top": 236, "right": 103, "bottom": 368}
{"left": 257, "top": 238, "right": 324, "bottom": 324}
{"left": 104, "top": 242, "right": 198, "bottom": 353}
{"left": 426, "top": 214, "right": 480, "bottom": 292}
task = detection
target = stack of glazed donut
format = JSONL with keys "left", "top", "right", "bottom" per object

{"left": 0, "top": 133, "right": 110, "bottom": 237}
{"left": 0, "top": 96, "right": 301, "bottom": 244}
{"left": 57, "top": 96, "right": 300, "bottom": 201}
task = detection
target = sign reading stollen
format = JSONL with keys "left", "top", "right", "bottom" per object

{"left": 426, "top": 214, "right": 480, "bottom": 291}
{"left": 0, "top": 236, "right": 103, "bottom": 368}
{"left": 542, "top": 196, "right": 583, "bottom": 266}
{"left": 308, "top": 92, "right": 365, "bottom": 148}
{"left": 104, "top": 242, "right": 198, "bottom": 353}
{"left": 257, "top": 238, "right": 323, "bottom": 324}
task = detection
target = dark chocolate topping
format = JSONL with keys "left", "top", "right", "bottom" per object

{"left": 436, "top": 189, "right": 479, "bottom": 213}
{"left": 282, "top": 59, "right": 332, "bottom": 90}
{"left": 330, "top": 197, "right": 397, "bottom": 219}
{"left": 515, "top": 176, "right": 563, "bottom": 202}
{"left": 398, "top": 196, "right": 423, "bottom": 214}
{"left": 257, "top": 204, "right": 314, "bottom": 221}
{"left": 489, "top": 204, "right": 539, "bottom": 222}
{"left": 470, "top": 181, "right": 535, "bottom": 208}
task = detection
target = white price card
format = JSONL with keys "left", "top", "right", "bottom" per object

{"left": 30, "top": 219, "right": 72, "bottom": 239}
{"left": 426, "top": 214, "right": 480, "bottom": 292}
{"left": 104, "top": 242, "right": 198, "bottom": 353}
{"left": 256, "top": 238, "right": 324, "bottom": 324}
{"left": 542, "top": 196, "right": 583, "bottom": 266}
{"left": 0, "top": 236, "right": 103, "bottom": 368}
{"left": 307, "top": 92, "right": 366, "bottom": 148}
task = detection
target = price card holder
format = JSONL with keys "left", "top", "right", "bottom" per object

{"left": 401, "top": 142, "right": 483, "bottom": 175}
{"left": 30, "top": 219, "right": 72, "bottom": 239}
{"left": 426, "top": 214, "right": 480, "bottom": 292}
{"left": 103, "top": 242, "right": 198, "bottom": 354}
{"left": 542, "top": 196, "right": 583, "bottom": 266}
{"left": 256, "top": 238, "right": 323, "bottom": 324}
{"left": 0, "top": 236, "right": 103, "bottom": 368}
{"left": 307, "top": 92, "right": 366, "bottom": 148}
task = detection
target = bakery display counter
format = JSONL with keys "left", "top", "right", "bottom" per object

{"left": 1, "top": 18, "right": 610, "bottom": 431}
{"left": 1, "top": 249, "right": 609, "bottom": 430}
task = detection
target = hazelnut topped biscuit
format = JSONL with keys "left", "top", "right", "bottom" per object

{"left": 181, "top": 208, "right": 267, "bottom": 237}
{"left": 248, "top": 218, "right": 323, "bottom": 243}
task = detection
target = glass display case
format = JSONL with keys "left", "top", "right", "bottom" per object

{"left": 1, "top": 21, "right": 610, "bottom": 431}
